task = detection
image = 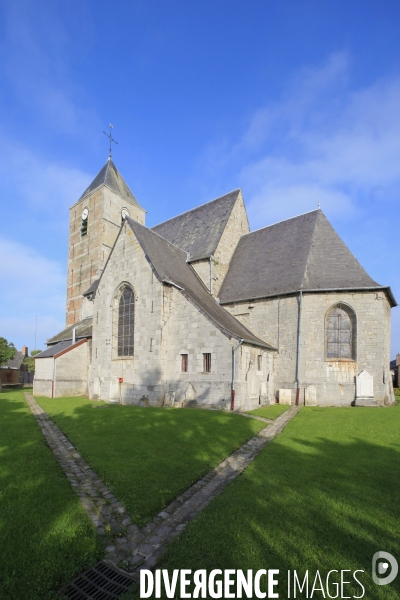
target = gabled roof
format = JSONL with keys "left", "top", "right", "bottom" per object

{"left": 219, "top": 209, "right": 397, "bottom": 306}
{"left": 83, "top": 279, "right": 99, "bottom": 298}
{"left": 1, "top": 351, "right": 24, "bottom": 370}
{"left": 78, "top": 159, "right": 143, "bottom": 209}
{"left": 35, "top": 338, "right": 88, "bottom": 359}
{"left": 47, "top": 317, "right": 93, "bottom": 345}
{"left": 127, "top": 218, "right": 275, "bottom": 349}
{"left": 152, "top": 189, "right": 243, "bottom": 262}
{"left": 35, "top": 341, "right": 72, "bottom": 358}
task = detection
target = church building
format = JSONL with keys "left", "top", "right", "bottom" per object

{"left": 34, "top": 158, "right": 397, "bottom": 408}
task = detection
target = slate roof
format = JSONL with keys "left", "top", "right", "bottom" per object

{"left": 78, "top": 159, "right": 143, "bottom": 209}
{"left": 83, "top": 279, "right": 99, "bottom": 298}
{"left": 152, "top": 190, "right": 242, "bottom": 262}
{"left": 47, "top": 317, "right": 93, "bottom": 345}
{"left": 219, "top": 209, "right": 397, "bottom": 306}
{"left": 35, "top": 341, "right": 72, "bottom": 358}
{"left": 1, "top": 351, "right": 24, "bottom": 370}
{"left": 127, "top": 218, "right": 275, "bottom": 349}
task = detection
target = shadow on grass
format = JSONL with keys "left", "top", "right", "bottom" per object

{"left": 0, "top": 391, "right": 102, "bottom": 600}
{"left": 36, "top": 396, "right": 266, "bottom": 526}
{"left": 149, "top": 407, "right": 400, "bottom": 600}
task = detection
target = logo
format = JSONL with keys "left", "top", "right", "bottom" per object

{"left": 372, "top": 551, "right": 398, "bottom": 586}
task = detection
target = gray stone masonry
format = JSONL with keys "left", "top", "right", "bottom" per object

{"left": 24, "top": 393, "right": 298, "bottom": 579}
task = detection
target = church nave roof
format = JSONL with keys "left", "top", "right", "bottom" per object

{"left": 152, "top": 189, "right": 243, "bottom": 262}
{"left": 219, "top": 209, "right": 396, "bottom": 306}
{"left": 127, "top": 217, "right": 275, "bottom": 349}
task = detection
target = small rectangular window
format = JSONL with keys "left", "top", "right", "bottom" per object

{"left": 257, "top": 355, "right": 262, "bottom": 371}
{"left": 181, "top": 354, "right": 188, "bottom": 372}
{"left": 203, "top": 353, "right": 211, "bottom": 373}
{"left": 150, "top": 338, "right": 153, "bottom": 352}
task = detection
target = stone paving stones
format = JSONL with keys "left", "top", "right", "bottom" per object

{"left": 24, "top": 393, "right": 298, "bottom": 579}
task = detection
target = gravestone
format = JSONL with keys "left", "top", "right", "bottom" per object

{"left": 164, "top": 391, "right": 175, "bottom": 407}
{"left": 185, "top": 383, "right": 196, "bottom": 401}
{"left": 278, "top": 389, "right": 292, "bottom": 405}
{"left": 92, "top": 377, "right": 101, "bottom": 399}
{"left": 305, "top": 384, "right": 317, "bottom": 406}
{"left": 355, "top": 370, "right": 376, "bottom": 406}
{"left": 259, "top": 381, "right": 270, "bottom": 405}
{"left": 109, "top": 376, "right": 120, "bottom": 404}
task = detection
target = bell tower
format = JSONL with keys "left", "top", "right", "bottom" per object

{"left": 66, "top": 158, "right": 146, "bottom": 325}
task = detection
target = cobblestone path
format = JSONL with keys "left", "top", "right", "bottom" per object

{"left": 24, "top": 394, "right": 299, "bottom": 578}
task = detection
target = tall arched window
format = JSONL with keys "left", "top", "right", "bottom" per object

{"left": 117, "top": 287, "right": 134, "bottom": 356}
{"left": 326, "top": 303, "right": 356, "bottom": 360}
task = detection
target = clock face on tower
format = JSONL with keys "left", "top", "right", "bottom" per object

{"left": 82, "top": 208, "right": 89, "bottom": 220}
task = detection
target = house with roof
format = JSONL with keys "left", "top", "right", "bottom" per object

{"left": 1, "top": 346, "right": 32, "bottom": 387}
{"left": 34, "top": 158, "right": 396, "bottom": 407}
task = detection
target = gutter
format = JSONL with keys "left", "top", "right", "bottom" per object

{"left": 52, "top": 357, "right": 56, "bottom": 398}
{"left": 295, "top": 291, "right": 302, "bottom": 406}
{"left": 162, "top": 279, "right": 184, "bottom": 291}
{"left": 220, "top": 286, "right": 397, "bottom": 308}
{"left": 231, "top": 338, "right": 244, "bottom": 410}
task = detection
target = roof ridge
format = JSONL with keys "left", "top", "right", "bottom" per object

{"left": 152, "top": 189, "right": 241, "bottom": 229}
{"left": 128, "top": 217, "right": 189, "bottom": 260}
{"left": 241, "top": 208, "right": 321, "bottom": 237}
{"left": 299, "top": 211, "right": 320, "bottom": 289}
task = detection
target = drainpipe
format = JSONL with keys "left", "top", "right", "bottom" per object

{"left": 295, "top": 291, "right": 303, "bottom": 406}
{"left": 231, "top": 339, "right": 244, "bottom": 410}
{"left": 51, "top": 356, "right": 56, "bottom": 398}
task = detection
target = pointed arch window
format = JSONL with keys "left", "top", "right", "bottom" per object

{"left": 326, "top": 303, "right": 356, "bottom": 360}
{"left": 117, "top": 287, "right": 134, "bottom": 356}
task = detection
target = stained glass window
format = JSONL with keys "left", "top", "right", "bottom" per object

{"left": 117, "top": 287, "right": 134, "bottom": 356}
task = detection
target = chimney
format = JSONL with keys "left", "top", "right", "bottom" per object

{"left": 21, "top": 346, "right": 28, "bottom": 357}
{"left": 396, "top": 353, "right": 400, "bottom": 367}
{"left": 72, "top": 328, "right": 76, "bottom": 345}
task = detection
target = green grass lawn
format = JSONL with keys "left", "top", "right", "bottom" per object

{"left": 0, "top": 390, "right": 102, "bottom": 600}
{"left": 36, "top": 396, "right": 266, "bottom": 526}
{"left": 133, "top": 405, "right": 400, "bottom": 600}
{"left": 244, "top": 403, "right": 289, "bottom": 419}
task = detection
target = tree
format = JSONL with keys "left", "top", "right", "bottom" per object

{"left": 23, "top": 350, "right": 42, "bottom": 373}
{"left": 0, "top": 337, "right": 16, "bottom": 367}
{"left": 0, "top": 338, "right": 16, "bottom": 392}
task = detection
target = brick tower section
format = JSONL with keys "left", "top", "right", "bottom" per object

{"left": 66, "top": 159, "right": 146, "bottom": 326}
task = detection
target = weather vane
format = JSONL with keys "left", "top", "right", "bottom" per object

{"left": 103, "top": 124, "right": 118, "bottom": 159}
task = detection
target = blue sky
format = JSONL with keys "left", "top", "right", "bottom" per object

{"left": 1, "top": 0, "right": 400, "bottom": 355}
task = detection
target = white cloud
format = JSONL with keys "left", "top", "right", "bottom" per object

{"left": 202, "top": 53, "right": 400, "bottom": 226}
{"left": 0, "top": 135, "right": 91, "bottom": 211}
{"left": 0, "top": 238, "right": 66, "bottom": 349}
{"left": 0, "top": 0, "right": 97, "bottom": 136}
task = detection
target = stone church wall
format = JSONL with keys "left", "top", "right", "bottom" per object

{"left": 161, "top": 285, "right": 233, "bottom": 408}
{"left": 67, "top": 186, "right": 146, "bottom": 326}
{"left": 33, "top": 357, "right": 54, "bottom": 397}
{"left": 89, "top": 220, "right": 273, "bottom": 408}
{"left": 90, "top": 223, "right": 165, "bottom": 405}
{"left": 213, "top": 192, "right": 249, "bottom": 297}
{"left": 224, "top": 290, "right": 392, "bottom": 405}
{"left": 190, "top": 193, "right": 249, "bottom": 297}
{"left": 54, "top": 342, "right": 89, "bottom": 397}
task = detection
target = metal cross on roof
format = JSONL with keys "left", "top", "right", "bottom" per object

{"left": 103, "top": 124, "right": 118, "bottom": 159}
